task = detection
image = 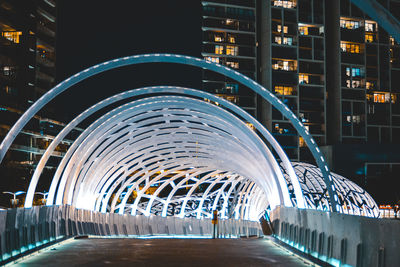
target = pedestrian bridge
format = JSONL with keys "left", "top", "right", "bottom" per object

{"left": 0, "top": 53, "right": 398, "bottom": 267}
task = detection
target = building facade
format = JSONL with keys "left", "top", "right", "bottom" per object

{"left": 257, "top": 0, "right": 400, "bottom": 204}
{"left": 200, "top": 0, "right": 400, "bottom": 204}
{"left": 201, "top": 0, "right": 258, "bottom": 119}
{"left": 0, "top": 0, "right": 69, "bottom": 206}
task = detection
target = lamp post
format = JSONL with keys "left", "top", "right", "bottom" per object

{"left": 34, "top": 191, "right": 49, "bottom": 205}
{"left": 3, "top": 191, "right": 26, "bottom": 208}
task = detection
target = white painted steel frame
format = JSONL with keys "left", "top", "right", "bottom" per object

{"left": 0, "top": 54, "right": 340, "bottom": 211}
{"left": 51, "top": 95, "right": 290, "bottom": 219}
{"left": 24, "top": 86, "right": 305, "bottom": 211}
{"left": 281, "top": 162, "right": 379, "bottom": 217}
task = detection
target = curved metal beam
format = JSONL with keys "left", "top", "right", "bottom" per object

{"left": 350, "top": 0, "right": 400, "bottom": 42}
{"left": 0, "top": 54, "right": 338, "bottom": 211}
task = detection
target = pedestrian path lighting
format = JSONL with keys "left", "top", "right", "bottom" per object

{"left": 34, "top": 191, "right": 49, "bottom": 205}
{"left": 3, "top": 191, "right": 26, "bottom": 208}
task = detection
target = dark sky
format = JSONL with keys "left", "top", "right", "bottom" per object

{"left": 55, "top": 0, "right": 201, "bottom": 120}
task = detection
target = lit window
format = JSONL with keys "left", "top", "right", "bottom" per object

{"left": 277, "top": 25, "right": 288, "bottom": 33}
{"left": 273, "top": 0, "right": 297, "bottom": 8}
{"left": 353, "top": 115, "right": 361, "bottom": 124}
{"left": 205, "top": 56, "right": 220, "bottom": 64}
{"left": 299, "top": 74, "right": 309, "bottom": 84}
{"left": 392, "top": 93, "right": 398, "bottom": 103}
{"left": 366, "top": 81, "right": 374, "bottom": 90}
{"left": 274, "top": 123, "right": 290, "bottom": 134}
{"left": 352, "top": 80, "right": 362, "bottom": 88}
{"left": 346, "top": 67, "right": 351, "bottom": 77}
{"left": 214, "top": 35, "right": 223, "bottom": 42}
{"left": 340, "top": 19, "right": 360, "bottom": 29}
{"left": 351, "top": 67, "right": 363, "bottom": 77}
{"left": 299, "top": 26, "right": 308, "bottom": 35}
{"left": 228, "top": 35, "right": 236, "bottom": 43}
{"left": 299, "top": 137, "right": 306, "bottom": 147}
{"left": 1, "top": 31, "right": 22, "bottom": 43}
{"left": 2, "top": 66, "right": 16, "bottom": 76}
{"left": 340, "top": 42, "right": 362, "bottom": 53}
{"left": 365, "top": 34, "right": 374, "bottom": 43}
{"left": 226, "top": 45, "right": 238, "bottom": 56}
{"left": 390, "top": 36, "right": 396, "bottom": 46}
{"left": 226, "top": 61, "right": 239, "bottom": 69}
{"left": 226, "top": 19, "right": 234, "bottom": 26}
{"left": 216, "top": 94, "right": 239, "bottom": 104}
{"left": 225, "top": 83, "right": 239, "bottom": 94}
{"left": 283, "top": 37, "right": 292, "bottom": 45}
{"left": 365, "top": 21, "right": 377, "bottom": 32}
{"left": 299, "top": 113, "right": 308, "bottom": 122}
{"left": 346, "top": 66, "right": 364, "bottom": 78}
{"left": 372, "top": 92, "right": 390, "bottom": 103}
{"left": 274, "top": 85, "right": 295, "bottom": 95}
{"left": 274, "top": 36, "right": 282, "bottom": 44}
{"left": 215, "top": 45, "right": 224, "bottom": 55}
{"left": 272, "top": 60, "right": 297, "bottom": 71}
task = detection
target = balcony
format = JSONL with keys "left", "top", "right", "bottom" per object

{"left": 341, "top": 52, "right": 364, "bottom": 65}
{"left": 203, "top": 18, "right": 255, "bottom": 33}
{"left": 203, "top": 5, "right": 255, "bottom": 21}
{"left": 340, "top": 27, "right": 364, "bottom": 43}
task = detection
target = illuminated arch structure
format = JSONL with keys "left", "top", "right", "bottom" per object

{"left": 0, "top": 54, "right": 379, "bottom": 220}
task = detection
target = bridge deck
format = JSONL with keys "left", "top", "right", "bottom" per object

{"left": 12, "top": 237, "right": 313, "bottom": 266}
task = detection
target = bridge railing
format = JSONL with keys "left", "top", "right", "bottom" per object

{"left": 0, "top": 205, "right": 262, "bottom": 264}
{"left": 270, "top": 206, "right": 400, "bottom": 267}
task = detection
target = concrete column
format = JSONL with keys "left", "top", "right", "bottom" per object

{"left": 258, "top": 0, "right": 273, "bottom": 131}
{"left": 325, "top": 0, "right": 341, "bottom": 144}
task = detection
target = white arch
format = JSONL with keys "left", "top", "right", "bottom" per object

{"left": 25, "top": 87, "right": 306, "bottom": 210}
{"left": 56, "top": 96, "right": 290, "bottom": 213}
{"left": 0, "top": 54, "right": 339, "bottom": 211}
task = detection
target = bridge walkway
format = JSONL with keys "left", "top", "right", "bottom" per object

{"left": 11, "top": 237, "right": 316, "bottom": 267}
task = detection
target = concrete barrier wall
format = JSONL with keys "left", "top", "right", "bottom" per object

{"left": 0, "top": 205, "right": 262, "bottom": 263}
{"left": 270, "top": 206, "right": 400, "bottom": 267}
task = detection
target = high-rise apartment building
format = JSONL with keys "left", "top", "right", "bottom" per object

{"left": 256, "top": 0, "right": 400, "bottom": 203}
{"left": 324, "top": 0, "right": 400, "bottom": 203}
{"left": 199, "top": 0, "right": 400, "bottom": 203}
{"left": 0, "top": 0, "right": 69, "bottom": 202}
{"left": 259, "top": 0, "right": 326, "bottom": 161}
{"left": 201, "top": 0, "right": 258, "bottom": 119}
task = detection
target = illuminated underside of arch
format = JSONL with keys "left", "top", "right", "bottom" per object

{"left": 22, "top": 86, "right": 379, "bottom": 220}
{"left": 0, "top": 53, "right": 341, "bottom": 212}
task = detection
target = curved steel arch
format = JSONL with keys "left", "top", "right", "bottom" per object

{"left": 350, "top": 0, "right": 400, "bottom": 43}
{"left": 52, "top": 96, "right": 291, "bottom": 213}
{"left": 25, "top": 86, "right": 305, "bottom": 210}
{"left": 4, "top": 53, "right": 338, "bottom": 210}
{"left": 280, "top": 162, "right": 379, "bottom": 217}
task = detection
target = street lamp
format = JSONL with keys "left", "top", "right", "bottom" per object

{"left": 34, "top": 191, "right": 49, "bottom": 205}
{"left": 3, "top": 191, "right": 26, "bottom": 208}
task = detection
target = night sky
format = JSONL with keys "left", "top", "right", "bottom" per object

{"left": 55, "top": 0, "right": 201, "bottom": 120}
